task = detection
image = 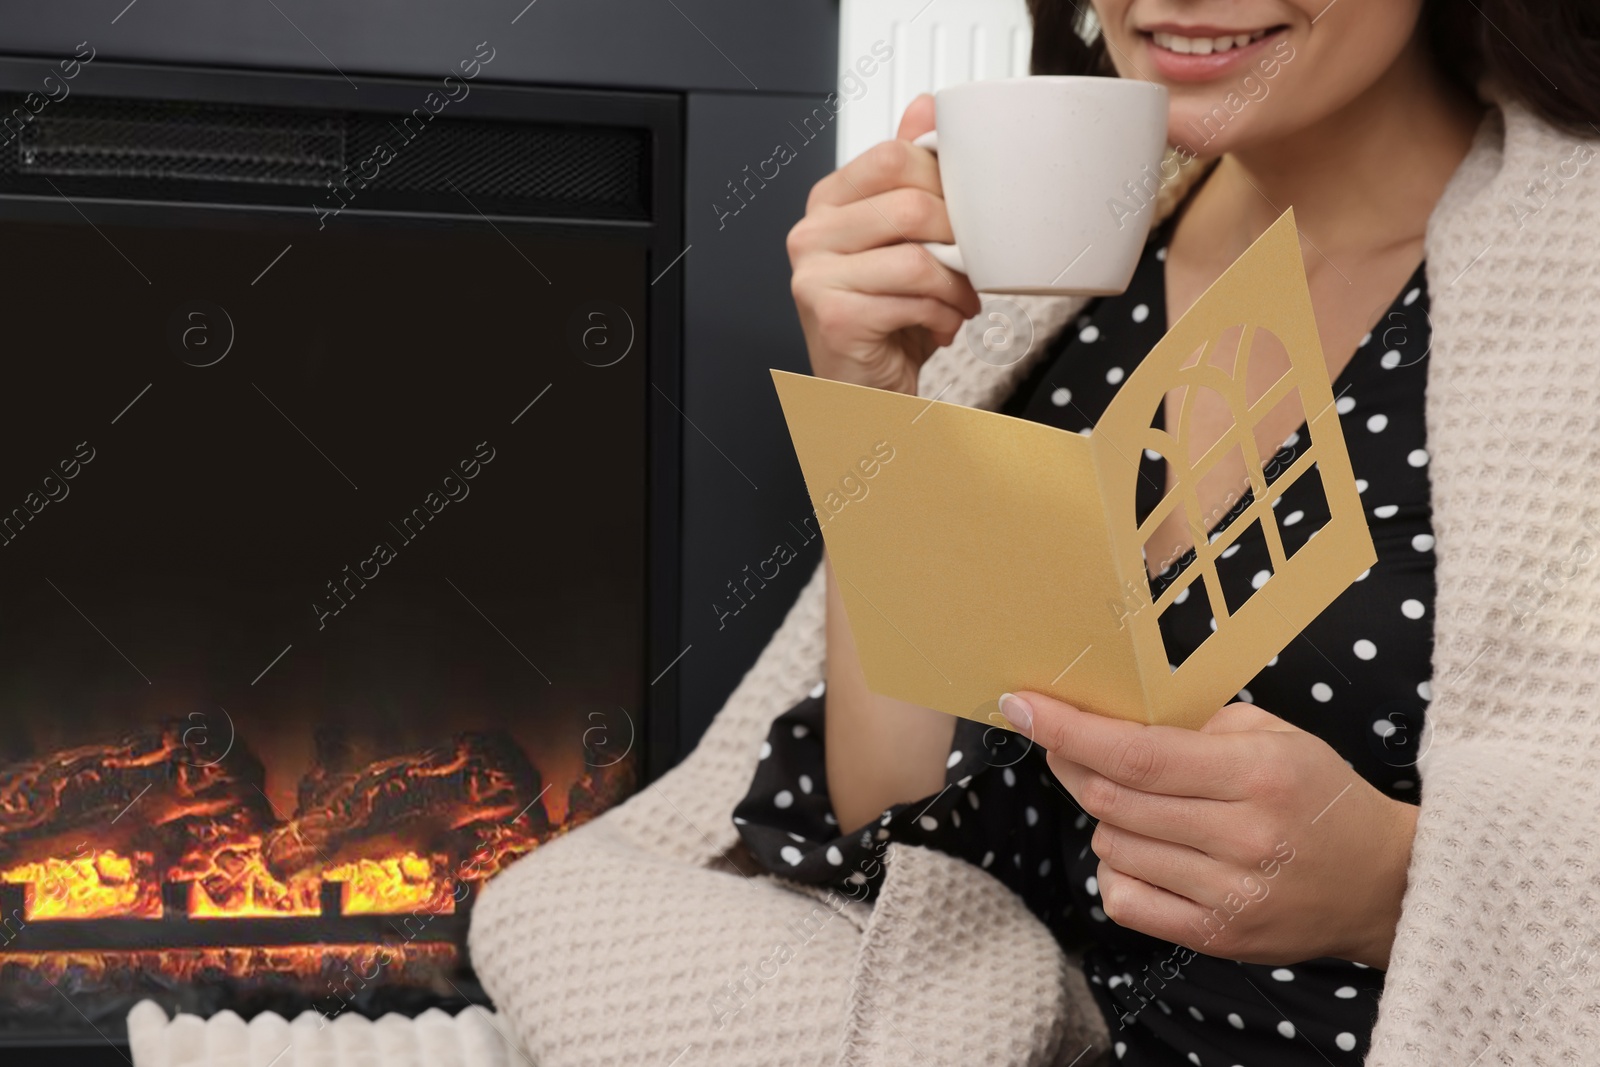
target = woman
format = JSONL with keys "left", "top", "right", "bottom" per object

{"left": 734, "top": 1, "right": 1600, "bottom": 1064}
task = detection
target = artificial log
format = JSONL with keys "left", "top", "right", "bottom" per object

{"left": 260, "top": 731, "right": 549, "bottom": 880}
{"left": 0, "top": 721, "right": 272, "bottom": 870}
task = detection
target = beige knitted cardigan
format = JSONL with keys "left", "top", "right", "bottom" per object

{"left": 471, "top": 100, "right": 1600, "bottom": 1066}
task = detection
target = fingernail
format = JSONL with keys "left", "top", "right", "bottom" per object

{"left": 998, "top": 692, "right": 1033, "bottom": 732}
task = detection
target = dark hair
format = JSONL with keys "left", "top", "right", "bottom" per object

{"left": 1024, "top": 1, "right": 1600, "bottom": 135}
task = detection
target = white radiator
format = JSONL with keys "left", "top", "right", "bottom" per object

{"left": 836, "top": 0, "right": 1034, "bottom": 167}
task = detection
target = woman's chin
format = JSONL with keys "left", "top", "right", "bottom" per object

{"left": 1167, "top": 128, "right": 1223, "bottom": 162}
{"left": 1166, "top": 109, "right": 1263, "bottom": 160}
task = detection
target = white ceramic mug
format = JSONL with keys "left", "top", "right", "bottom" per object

{"left": 912, "top": 76, "right": 1170, "bottom": 295}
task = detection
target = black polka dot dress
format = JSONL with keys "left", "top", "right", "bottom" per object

{"left": 734, "top": 217, "right": 1435, "bottom": 1066}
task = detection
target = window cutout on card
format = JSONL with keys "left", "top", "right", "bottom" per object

{"left": 1155, "top": 573, "right": 1211, "bottom": 671}
{"left": 1144, "top": 497, "right": 1202, "bottom": 602}
{"left": 1242, "top": 325, "right": 1292, "bottom": 407}
{"left": 1134, "top": 447, "right": 1172, "bottom": 529}
{"left": 1256, "top": 386, "right": 1309, "bottom": 489}
{"left": 1180, "top": 385, "right": 1235, "bottom": 467}
{"left": 1214, "top": 519, "right": 1273, "bottom": 615}
{"left": 1132, "top": 388, "right": 1184, "bottom": 531}
{"left": 1205, "top": 324, "right": 1245, "bottom": 378}
{"left": 1275, "top": 462, "right": 1333, "bottom": 559}
{"left": 1195, "top": 436, "right": 1245, "bottom": 490}
{"left": 1192, "top": 441, "right": 1251, "bottom": 539}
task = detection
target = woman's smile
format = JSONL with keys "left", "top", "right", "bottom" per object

{"left": 1138, "top": 22, "right": 1289, "bottom": 81}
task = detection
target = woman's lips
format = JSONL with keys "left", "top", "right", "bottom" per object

{"left": 1141, "top": 26, "right": 1287, "bottom": 82}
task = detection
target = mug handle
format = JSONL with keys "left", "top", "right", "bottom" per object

{"left": 910, "top": 130, "right": 966, "bottom": 275}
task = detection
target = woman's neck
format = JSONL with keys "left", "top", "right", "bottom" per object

{"left": 1183, "top": 35, "right": 1485, "bottom": 264}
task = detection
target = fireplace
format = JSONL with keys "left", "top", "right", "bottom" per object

{"left": 0, "top": 54, "right": 684, "bottom": 1056}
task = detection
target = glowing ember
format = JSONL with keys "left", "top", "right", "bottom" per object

{"left": 2, "top": 840, "right": 505, "bottom": 921}
{"left": 325, "top": 852, "right": 454, "bottom": 915}
{"left": 460, "top": 822, "right": 539, "bottom": 882}
{"left": 180, "top": 836, "right": 321, "bottom": 919}
{"left": 0, "top": 724, "right": 629, "bottom": 1012}
{"left": 0, "top": 849, "right": 160, "bottom": 920}
{"left": 181, "top": 844, "right": 457, "bottom": 918}
{"left": 0, "top": 942, "right": 458, "bottom": 984}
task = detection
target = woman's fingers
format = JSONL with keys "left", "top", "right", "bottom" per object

{"left": 1091, "top": 822, "right": 1224, "bottom": 903}
{"left": 1048, "top": 754, "right": 1234, "bottom": 854}
{"left": 808, "top": 135, "right": 944, "bottom": 209}
{"left": 801, "top": 242, "right": 981, "bottom": 316}
{"left": 789, "top": 95, "right": 965, "bottom": 392}
{"left": 788, "top": 186, "right": 958, "bottom": 257}
{"left": 1096, "top": 862, "right": 1217, "bottom": 950}
{"left": 1009, "top": 690, "right": 1263, "bottom": 801}
{"left": 894, "top": 91, "right": 936, "bottom": 143}
{"left": 792, "top": 240, "right": 981, "bottom": 364}
{"left": 804, "top": 288, "right": 973, "bottom": 353}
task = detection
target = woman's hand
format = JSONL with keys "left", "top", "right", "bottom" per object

{"left": 788, "top": 93, "right": 983, "bottom": 395}
{"left": 998, "top": 692, "right": 1418, "bottom": 969}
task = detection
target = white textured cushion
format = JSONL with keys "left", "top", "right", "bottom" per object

{"left": 126, "top": 1001, "right": 522, "bottom": 1067}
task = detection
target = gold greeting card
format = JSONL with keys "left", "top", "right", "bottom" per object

{"left": 771, "top": 209, "right": 1375, "bottom": 730}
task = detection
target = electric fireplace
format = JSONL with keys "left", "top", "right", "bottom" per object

{"left": 0, "top": 56, "right": 683, "bottom": 1056}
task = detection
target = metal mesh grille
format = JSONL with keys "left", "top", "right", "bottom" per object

{"left": 17, "top": 109, "right": 345, "bottom": 187}
{"left": 343, "top": 113, "right": 644, "bottom": 209}
{"left": 0, "top": 94, "right": 649, "bottom": 220}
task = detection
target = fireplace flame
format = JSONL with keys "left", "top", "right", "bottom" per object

{"left": 180, "top": 835, "right": 320, "bottom": 919}
{"left": 1, "top": 849, "right": 161, "bottom": 920}
{"left": 0, "top": 722, "right": 634, "bottom": 1006}
{"left": 326, "top": 852, "right": 454, "bottom": 916}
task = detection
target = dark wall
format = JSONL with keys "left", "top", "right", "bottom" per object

{"left": 0, "top": 0, "right": 837, "bottom": 94}
{"left": 678, "top": 92, "right": 837, "bottom": 755}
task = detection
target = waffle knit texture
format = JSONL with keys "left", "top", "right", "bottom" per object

{"left": 470, "top": 99, "right": 1600, "bottom": 1066}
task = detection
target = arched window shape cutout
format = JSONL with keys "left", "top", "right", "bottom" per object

{"left": 1241, "top": 325, "right": 1293, "bottom": 408}
{"left": 1256, "top": 385, "right": 1311, "bottom": 489}
{"left": 1134, "top": 324, "right": 1298, "bottom": 678}
{"left": 1173, "top": 383, "right": 1237, "bottom": 469}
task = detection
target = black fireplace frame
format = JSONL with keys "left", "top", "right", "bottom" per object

{"left": 1, "top": 0, "right": 844, "bottom": 840}
{"left": 0, "top": 54, "right": 685, "bottom": 1062}
{"left": 0, "top": 51, "right": 685, "bottom": 776}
